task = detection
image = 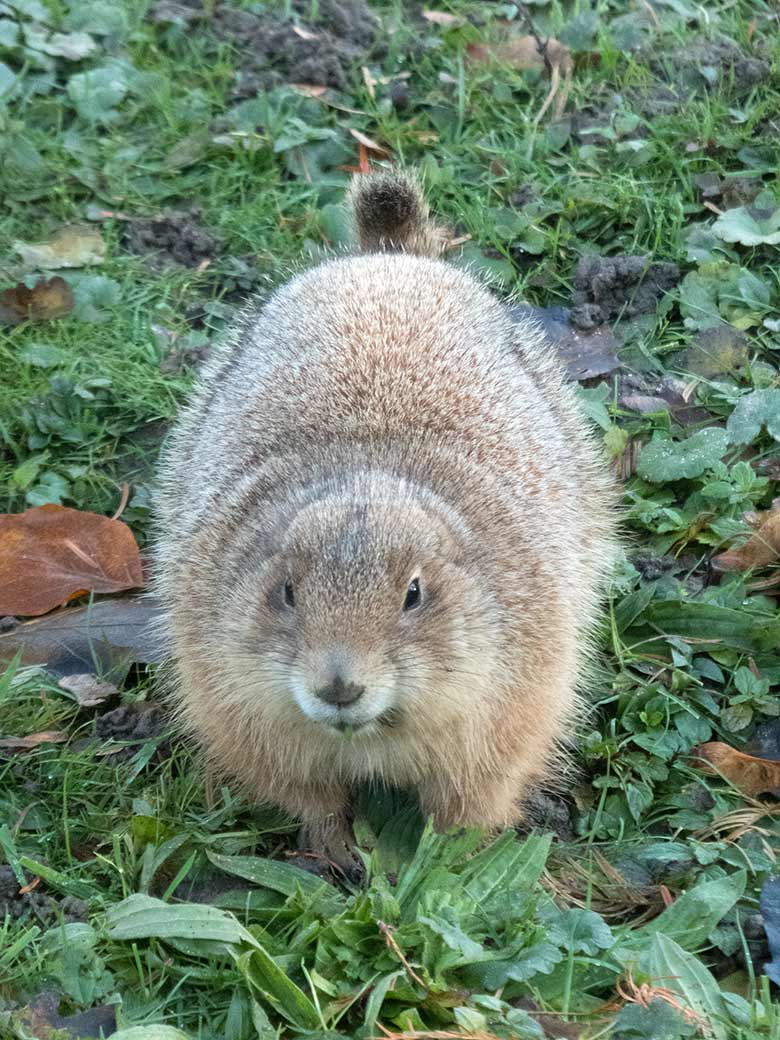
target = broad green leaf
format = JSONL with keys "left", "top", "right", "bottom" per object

{"left": 68, "top": 274, "right": 121, "bottom": 322}
{"left": 360, "top": 971, "right": 403, "bottom": 1037}
{"left": 464, "top": 941, "right": 562, "bottom": 989}
{"left": 18, "top": 342, "right": 67, "bottom": 368}
{"left": 237, "top": 946, "right": 321, "bottom": 1030}
{"left": 67, "top": 64, "right": 129, "bottom": 122}
{"left": 634, "top": 601, "right": 780, "bottom": 654}
{"left": 19, "top": 856, "right": 95, "bottom": 899}
{"left": 419, "top": 911, "right": 484, "bottom": 962}
{"left": 206, "top": 849, "right": 342, "bottom": 901}
{"left": 0, "top": 60, "right": 16, "bottom": 95}
{"left": 637, "top": 428, "right": 729, "bottom": 482}
{"left": 644, "top": 934, "right": 726, "bottom": 1040}
{"left": 110, "top": 1029, "right": 193, "bottom": 1040}
{"left": 633, "top": 870, "right": 746, "bottom": 950}
{"left": 107, "top": 894, "right": 250, "bottom": 945}
{"left": 713, "top": 205, "right": 780, "bottom": 246}
{"left": 461, "top": 831, "right": 551, "bottom": 905}
{"left": 546, "top": 908, "right": 614, "bottom": 955}
{"left": 726, "top": 389, "right": 780, "bottom": 444}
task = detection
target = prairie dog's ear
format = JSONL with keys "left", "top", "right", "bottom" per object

{"left": 347, "top": 169, "right": 445, "bottom": 257}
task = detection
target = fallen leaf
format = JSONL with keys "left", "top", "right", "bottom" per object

{"left": 0, "top": 597, "right": 166, "bottom": 677}
{"left": 291, "top": 24, "right": 319, "bottom": 40}
{"left": 761, "top": 876, "right": 780, "bottom": 985}
{"left": 290, "top": 83, "right": 328, "bottom": 97}
{"left": 422, "top": 9, "right": 465, "bottom": 27}
{"left": 0, "top": 730, "right": 69, "bottom": 751}
{"left": 692, "top": 742, "right": 780, "bottom": 798}
{"left": 0, "top": 504, "right": 144, "bottom": 618}
{"left": 348, "top": 128, "right": 391, "bottom": 156}
{"left": 712, "top": 503, "right": 780, "bottom": 573}
{"left": 0, "top": 277, "right": 75, "bottom": 325}
{"left": 58, "top": 673, "right": 119, "bottom": 707}
{"left": 509, "top": 304, "right": 619, "bottom": 382}
{"left": 468, "top": 35, "right": 544, "bottom": 69}
{"left": 467, "top": 35, "right": 572, "bottom": 121}
{"left": 14, "top": 225, "right": 105, "bottom": 270}
{"left": 13, "top": 990, "right": 116, "bottom": 1040}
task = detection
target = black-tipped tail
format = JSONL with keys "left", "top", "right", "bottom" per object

{"left": 348, "top": 170, "right": 443, "bottom": 257}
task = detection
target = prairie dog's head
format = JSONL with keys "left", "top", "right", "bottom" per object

{"left": 225, "top": 484, "right": 501, "bottom": 739}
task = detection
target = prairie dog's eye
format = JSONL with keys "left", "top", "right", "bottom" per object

{"left": 403, "top": 577, "right": 422, "bottom": 611}
{"left": 284, "top": 580, "right": 295, "bottom": 608}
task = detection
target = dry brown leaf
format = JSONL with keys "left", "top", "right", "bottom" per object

{"left": 466, "top": 35, "right": 572, "bottom": 121}
{"left": 467, "top": 36, "right": 545, "bottom": 70}
{"left": 0, "top": 504, "right": 144, "bottom": 618}
{"left": 14, "top": 225, "right": 105, "bottom": 269}
{"left": 692, "top": 742, "right": 780, "bottom": 798}
{"left": 58, "top": 673, "right": 118, "bottom": 707}
{"left": 0, "top": 730, "right": 69, "bottom": 751}
{"left": 712, "top": 505, "right": 780, "bottom": 573}
{"left": 0, "top": 277, "right": 75, "bottom": 325}
{"left": 290, "top": 83, "right": 328, "bottom": 97}
{"left": 349, "top": 128, "right": 391, "bottom": 156}
{"left": 422, "top": 9, "right": 465, "bottom": 27}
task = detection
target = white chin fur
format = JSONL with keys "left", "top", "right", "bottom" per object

{"left": 291, "top": 682, "right": 394, "bottom": 732}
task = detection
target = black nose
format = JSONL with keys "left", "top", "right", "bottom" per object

{"left": 315, "top": 676, "right": 365, "bottom": 707}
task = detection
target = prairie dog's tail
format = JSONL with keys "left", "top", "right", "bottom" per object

{"left": 348, "top": 169, "right": 445, "bottom": 257}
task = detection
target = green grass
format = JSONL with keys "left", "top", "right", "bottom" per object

{"left": 2, "top": 0, "right": 780, "bottom": 1037}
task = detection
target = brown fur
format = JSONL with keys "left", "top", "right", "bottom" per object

{"left": 153, "top": 170, "right": 619, "bottom": 864}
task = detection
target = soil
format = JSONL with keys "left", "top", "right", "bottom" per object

{"left": 648, "top": 36, "right": 768, "bottom": 102}
{"left": 693, "top": 173, "right": 763, "bottom": 209}
{"left": 569, "top": 254, "right": 680, "bottom": 331}
{"left": 94, "top": 701, "right": 173, "bottom": 762}
{"left": 124, "top": 206, "right": 220, "bottom": 270}
{"left": 153, "top": 0, "right": 380, "bottom": 94}
{"left": 0, "top": 865, "right": 87, "bottom": 925}
{"left": 522, "top": 790, "right": 574, "bottom": 843}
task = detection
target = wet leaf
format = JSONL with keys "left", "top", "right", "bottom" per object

{"left": 0, "top": 596, "right": 165, "bottom": 676}
{"left": 711, "top": 505, "right": 780, "bottom": 572}
{"left": 58, "top": 673, "right": 118, "bottom": 707}
{"left": 67, "top": 63, "right": 129, "bottom": 122}
{"left": 726, "top": 389, "right": 780, "bottom": 444}
{"left": 69, "top": 274, "right": 121, "bottom": 322}
{"left": 0, "top": 504, "right": 143, "bottom": 617}
{"left": 37, "top": 30, "right": 97, "bottom": 60}
{"left": 0, "top": 277, "right": 74, "bottom": 324}
{"left": 692, "top": 742, "right": 780, "bottom": 797}
{"left": 14, "top": 225, "right": 105, "bottom": 269}
{"left": 637, "top": 428, "right": 729, "bottom": 482}
{"left": 713, "top": 204, "right": 780, "bottom": 247}
{"left": 760, "top": 876, "right": 780, "bottom": 985}
{"left": 510, "top": 304, "right": 619, "bottom": 381}
{"left": 0, "top": 730, "right": 69, "bottom": 751}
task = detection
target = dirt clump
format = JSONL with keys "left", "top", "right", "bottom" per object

{"left": 124, "top": 206, "right": 220, "bottom": 270}
{"left": 0, "top": 865, "right": 87, "bottom": 925}
{"left": 570, "top": 254, "right": 680, "bottom": 330}
{"left": 94, "top": 702, "right": 172, "bottom": 761}
{"left": 651, "top": 36, "right": 768, "bottom": 99}
{"left": 153, "top": 0, "right": 379, "bottom": 94}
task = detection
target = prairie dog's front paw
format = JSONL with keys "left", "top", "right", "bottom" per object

{"left": 296, "top": 817, "right": 364, "bottom": 884}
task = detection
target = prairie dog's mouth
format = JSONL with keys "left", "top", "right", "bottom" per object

{"left": 291, "top": 679, "right": 398, "bottom": 732}
{"left": 329, "top": 706, "right": 403, "bottom": 735}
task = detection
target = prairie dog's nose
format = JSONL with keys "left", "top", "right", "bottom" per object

{"left": 315, "top": 676, "right": 365, "bottom": 707}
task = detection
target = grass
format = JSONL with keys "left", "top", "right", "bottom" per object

{"left": 2, "top": 0, "right": 780, "bottom": 1036}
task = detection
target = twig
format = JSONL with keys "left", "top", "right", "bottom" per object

{"left": 377, "top": 921, "right": 426, "bottom": 989}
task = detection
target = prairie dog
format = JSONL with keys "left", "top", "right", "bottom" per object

{"left": 154, "top": 171, "right": 618, "bottom": 866}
